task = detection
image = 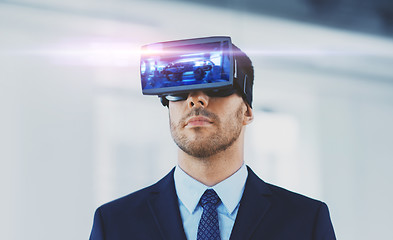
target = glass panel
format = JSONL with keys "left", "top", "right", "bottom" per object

{"left": 141, "top": 39, "right": 231, "bottom": 94}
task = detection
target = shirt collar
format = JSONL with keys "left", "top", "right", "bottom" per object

{"left": 174, "top": 164, "right": 248, "bottom": 215}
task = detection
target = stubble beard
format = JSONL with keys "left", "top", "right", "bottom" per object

{"left": 170, "top": 105, "right": 244, "bottom": 159}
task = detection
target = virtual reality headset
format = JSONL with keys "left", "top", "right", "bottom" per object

{"left": 140, "top": 36, "right": 252, "bottom": 107}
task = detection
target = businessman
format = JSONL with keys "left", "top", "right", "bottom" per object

{"left": 90, "top": 37, "right": 336, "bottom": 240}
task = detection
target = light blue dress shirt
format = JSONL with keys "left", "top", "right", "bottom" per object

{"left": 174, "top": 164, "right": 248, "bottom": 240}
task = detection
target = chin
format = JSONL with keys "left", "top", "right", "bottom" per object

{"left": 188, "top": 132, "right": 215, "bottom": 142}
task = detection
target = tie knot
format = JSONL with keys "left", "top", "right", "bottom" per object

{"left": 200, "top": 189, "right": 221, "bottom": 209}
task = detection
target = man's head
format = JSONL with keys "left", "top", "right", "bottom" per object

{"left": 140, "top": 37, "right": 255, "bottom": 159}
{"left": 167, "top": 45, "right": 254, "bottom": 159}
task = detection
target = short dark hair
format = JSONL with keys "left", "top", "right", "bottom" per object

{"left": 232, "top": 44, "right": 254, "bottom": 108}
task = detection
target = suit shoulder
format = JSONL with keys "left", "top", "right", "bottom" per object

{"left": 244, "top": 168, "right": 336, "bottom": 238}
{"left": 247, "top": 167, "right": 326, "bottom": 209}
{"left": 97, "top": 169, "right": 174, "bottom": 213}
{"left": 265, "top": 182, "right": 326, "bottom": 210}
{"left": 97, "top": 171, "right": 175, "bottom": 218}
{"left": 98, "top": 184, "right": 155, "bottom": 212}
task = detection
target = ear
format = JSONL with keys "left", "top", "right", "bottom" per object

{"left": 243, "top": 103, "right": 254, "bottom": 125}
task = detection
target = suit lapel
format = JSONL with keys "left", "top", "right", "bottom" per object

{"left": 230, "top": 166, "right": 272, "bottom": 240}
{"left": 147, "top": 169, "right": 187, "bottom": 240}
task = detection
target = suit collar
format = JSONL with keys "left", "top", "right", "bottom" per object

{"left": 230, "top": 166, "right": 272, "bottom": 240}
{"left": 147, "top": 166, "right": 272, "bottom": 240}
{"left": 174, "top": 164, "right": 248, "bottom": 215}
{"left": 147, "top": 168, "right": 187, "bottom": 240}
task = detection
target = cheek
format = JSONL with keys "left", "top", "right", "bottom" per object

{"left": 168, "top": 104, "right": 182, "bottom": 125}
{"left": 224, "top": 103, "right": 245, "bottom": 127}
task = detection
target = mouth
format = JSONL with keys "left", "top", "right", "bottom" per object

{"left": 185, "top": 116, "right": 213, "bottom": 127}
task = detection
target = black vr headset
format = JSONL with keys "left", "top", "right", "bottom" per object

{"left": 140, "top": 36, "right": 253, "bottom": 108}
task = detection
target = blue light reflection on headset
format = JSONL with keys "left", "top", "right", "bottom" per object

{"left": 140, "top": 40, "right": 231, "bottom": 92}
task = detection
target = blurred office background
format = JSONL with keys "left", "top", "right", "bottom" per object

{"left": 1, "top": 0, "right": 393, "bottom": 239}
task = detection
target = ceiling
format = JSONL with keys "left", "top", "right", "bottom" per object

{"left": 169, "top": 0, "right": 393, "bottom": 37}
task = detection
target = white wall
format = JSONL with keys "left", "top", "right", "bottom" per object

{"left": 1, "top": 0, "right": 392, "bottom": 239}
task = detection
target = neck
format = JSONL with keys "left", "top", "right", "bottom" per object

{"left": 177, "top": 129, "right": 245, "bottom": 186}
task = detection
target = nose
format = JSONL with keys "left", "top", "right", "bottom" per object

{"left": 187, "top": 91, "right": 209, "bottom": 108}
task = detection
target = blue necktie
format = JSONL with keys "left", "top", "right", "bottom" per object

{"left": 197, "top": 189, "right": 221, "bottom": 240}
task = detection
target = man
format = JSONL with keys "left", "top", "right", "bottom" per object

{"left": 90, "top": 38, "right": 336, "bottom": 240}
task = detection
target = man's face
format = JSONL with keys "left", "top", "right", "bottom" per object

{"left": 168, "top": 91, "right": 252, "bottom": 158}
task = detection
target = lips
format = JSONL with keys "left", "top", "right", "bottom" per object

{"left": 185, "top": 116, "right": 213, "bottom": 127}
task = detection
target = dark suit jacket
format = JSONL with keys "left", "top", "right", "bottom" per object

{"left": 90, "top": 166, "right": 336, "bottom": 240}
